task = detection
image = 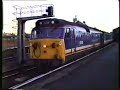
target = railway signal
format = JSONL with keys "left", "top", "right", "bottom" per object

{"left": 12, "top": 4, "right": 54, "bottom": 64}
{"left": 46, "top": 6, "right": 54, "bottom": 16}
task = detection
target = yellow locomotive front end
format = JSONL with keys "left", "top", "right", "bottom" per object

{"left": 30, "top": 39, "right": 65, "bottom": 61}
{"left": 30, "top": 25, "right": 66, "bottom": 66}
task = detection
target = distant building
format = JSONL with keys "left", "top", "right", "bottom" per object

{"left": 113, "top": 27, "right": 119, "bottom": 42}
{"left": 3, "top": 32, "right": 16, "bottom": 37}
{"left": 2, "top": 33, "right": 16, "bottom": 40}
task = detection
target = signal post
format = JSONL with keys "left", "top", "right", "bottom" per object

{"left": 13, "top": 4, "right": 54, "bottom": 64}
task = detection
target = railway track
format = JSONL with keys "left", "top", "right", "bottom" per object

{"left": 2, "top": 53, "right": 30, "bottom": 73}
{"left": 2, "top": 56, "right": 17, "bottom": 60}
{"left": 2, "top": 65, "right": 36, "bottom": 79}
{"left": 2, "top": 45, "right": 30, "bottom": 51}
{"left": 2, "top": 64, "right": 38, "bottom": 88}
{"left": 7, "top": 43, "right": 113, "bottom": 89}
{"left": 2, "top": 46, "right": 30, "bottom": 60}
{"left": 3, "top": 53, "right": 29, "bottom": 61}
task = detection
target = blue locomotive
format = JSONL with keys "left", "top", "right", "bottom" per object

{"left": 30, "top": 18, "right": 112, "bottom": 67}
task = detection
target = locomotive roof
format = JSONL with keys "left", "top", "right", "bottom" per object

{"left": 36, "top": 18, "right": 90, "bottom": 32}
{"left": 35, "top": 18, "right": 106, "bottom": 33}
{"left": 88, "top": 26, "right": 108, "bottom": 33}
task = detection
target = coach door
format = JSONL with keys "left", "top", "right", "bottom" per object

{"left": 70, "top": 28, "right": 76, "bottom": 52}
{"left": 65, "top": 28, "right": 76, "bottom": 53}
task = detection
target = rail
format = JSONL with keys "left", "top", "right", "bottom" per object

{"left": 2, "top": 46, "right": 30, "bottom": 60}
{"left": 2, "top": 45, "right": 30, "bottom": 51}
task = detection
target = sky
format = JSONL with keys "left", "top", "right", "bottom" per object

{"left": 3, "top": 0, "right": 119, "bottom": 34}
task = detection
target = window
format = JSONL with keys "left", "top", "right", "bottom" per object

{"left": 31, "top": 30, "right": 37, "bottom": 39}
{"left": 71, "top": 28, "right": 75, "bottom": 38}
{"left": 31, "top": 27, "right": 64, "bottom": 39}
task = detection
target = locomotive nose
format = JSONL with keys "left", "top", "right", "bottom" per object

{"left": 51, "top": 43, "right": 56, "bottom": 48}
{"left": 30, "top": 39, "right": 65, "bottom": 62}
{"left": 51, "top": 42, "right": 62, "bottom": 48}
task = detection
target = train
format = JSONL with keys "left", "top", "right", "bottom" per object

{"left": 112, "top": 27, "right": 119, "bottom": 42}
{"left": 29, "top": 18, "right": 113, "bottom": 68}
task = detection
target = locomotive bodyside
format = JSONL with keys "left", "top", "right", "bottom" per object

{"left": 64, "top": 25, "right": 102, "bottom": 60}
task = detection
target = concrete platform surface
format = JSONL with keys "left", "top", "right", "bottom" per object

{"left": 42, "top": 43, "right": 119, "bottom": 89}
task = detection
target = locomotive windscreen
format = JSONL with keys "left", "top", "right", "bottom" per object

{"left": 31, "top": 27, "right": 64, "bottom": 39}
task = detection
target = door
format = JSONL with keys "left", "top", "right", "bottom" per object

{"left": 70, "top": 28, "right": 76, "bottom": 52}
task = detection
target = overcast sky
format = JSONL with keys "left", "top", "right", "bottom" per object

{"left": 3, "top": 0, "right": 119, "bottom": 34}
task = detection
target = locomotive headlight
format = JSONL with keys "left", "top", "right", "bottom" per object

{"left": 43, "top": 45, "right": 47, "bottom": 48}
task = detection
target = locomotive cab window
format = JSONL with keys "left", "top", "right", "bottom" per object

{"left": 31, "top": 30, "right": 37, "bottom": 39}
{"left": 30, "top": 27, "right": 64, "bottom": 39}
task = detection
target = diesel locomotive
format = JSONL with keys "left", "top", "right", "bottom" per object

{"left": 29, "top": 18, "right": 112, "bottom": 67}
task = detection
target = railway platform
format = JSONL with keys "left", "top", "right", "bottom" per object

{"left": 22, "top": 42, "right": 119, "bottom": 89}
{"left": 8, "top": 43, "right": 119, "bottom": 90}
{"left": 42, "top": 42, "right": 119, "bottom": 89}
